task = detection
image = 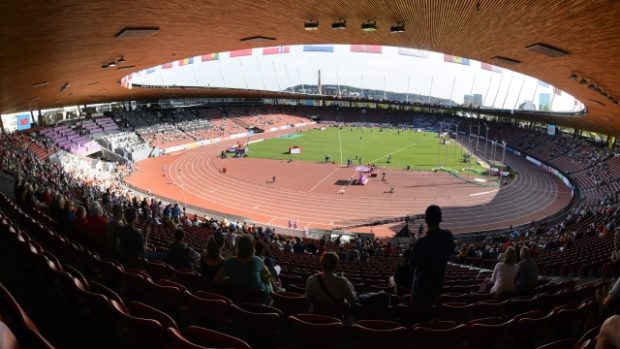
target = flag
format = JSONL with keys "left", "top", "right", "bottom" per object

{"left": 303, "top": 45, "right": 334, "bottom": 52}
{"left": 350, "top": 44, "right": 382, "bottom": 54}
{"left": 444, "top": 54, "right": 470, "bottom": 65}
{"left": 538, "top": 80, "right": 549, "bottom": 88}
{"left": 16, "top": 114, "right": 31, "bottom": 131}
{"left": 201, "top": 53, "right": 219, "bottom": 61}
{"left": 398, "top": 48, "right": 429, "bottom": 58}
{"left": 161, "top": 62, "right": 174, "bottom": 69}
{"left": 553, "top": 87, "right": 562, "bottom": 96}
{"left": 178, "top": 57, "right": 194, "bottom": 66}
{"left": 145, "top": 67, "right": 156, "bottom": 74}
{"left": 262, "top": 46, "right": 290, "bottom": 55}
{"left": 229, "top": 49, "right": 253, "bottom": 58}
{"left": 480, "top": 62, "right": 503, "bottom": 73}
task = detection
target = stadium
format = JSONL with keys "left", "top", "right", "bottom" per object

{"left": 0, "top": 1, "right": 619, "bottom": 348}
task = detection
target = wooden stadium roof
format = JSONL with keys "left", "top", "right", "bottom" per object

{"left": 1, "top": 0, "right": 620, "bottom": 135}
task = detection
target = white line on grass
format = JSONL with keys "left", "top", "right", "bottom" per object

{"left": 368, "top": 140, "right": 420, "bottom": 165}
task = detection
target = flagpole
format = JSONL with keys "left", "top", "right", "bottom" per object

{"left": 284, "top": 64, "right": 293, "bottom": 90}
{"left": 501, "top": 72, "right": 515, "bottom": 109}
{"left": 297, "top": 68, "right": 306, "bottom": 93}
{"left": 550, "top": 87, "right": 557, "bottom": 111}
{"left": 469, "top": 74, "right": 476, "bottom": 98}
{"left": 190, "top": 59, "right": 200, "bottom": 87}
{"left": 255, "top": 57, "right": 267, "bottom": 90}
{"left": 428, "top": 76, "right": 434, "bottom": 107}
{"left": 271, "top": 62, "right": 281, "bottom": 91}
{"left": 383, "top": 73, "right": 387, "bottom": 100}
{"left": 491, "top": 73, "right": 505, "bottom": 108}
{"left": 448, "top": 76, "right": 457, "bottom": 105}
{"left": 158, "top": 67, "right": 166, "bottom": 86}
{"left": 217, "top": 59, "right": 227, "bottom": 88}
{"left": 482, "top": 74, "right": 494, "bottom": 107}
{"left": 336, "top": 71, "right": 341, "bottom": 96}
{"left": 406, "top": 74, "right": 410, "bottom": 103}
{"left": 530, "top": 79, "right": 540, "bottom": 107}
{"left": 513, "top": 75, "right": 526, "bottom": 110}
{"left": 238, "top": 60, "right": 249, "bottom": 89}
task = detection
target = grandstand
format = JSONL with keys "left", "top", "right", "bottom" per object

{"left": 2, "top": 1, "right": 620, "bottom": 349}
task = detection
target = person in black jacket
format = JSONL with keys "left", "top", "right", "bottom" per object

{"left": 408, "top": 205, "right": 454, "bottom": 305}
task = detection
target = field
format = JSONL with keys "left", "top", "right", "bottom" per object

{"left": 247, "top": 126, "right": 485, "bottom": 172}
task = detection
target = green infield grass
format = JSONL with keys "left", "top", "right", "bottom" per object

{"left": 246, "top": 126, "right": 486, "bottom": 172}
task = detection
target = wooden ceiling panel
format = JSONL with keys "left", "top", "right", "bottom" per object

{"left": 1, "top": 0, "right": 620, "bottom": 134}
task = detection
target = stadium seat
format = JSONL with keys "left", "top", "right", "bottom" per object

{"left": 288, "top": 314, "right": 345, "bottom": 349}
{"left": 231, "top": 303, "right": 284, "bottom": 345}
{"left": 471, "top": 300, "right": 507, "bottom": 319}
{"left": 180, "top": 291, "right": 230, "bottom": 329}
{"left": 183, "top": 325, "right": 251, "bottom": 349}
{"left": 535, "top": 338, "right": 576, "bottom": 349}
{"left": 411, "top": 321, "right": 466, "bottom": 349}
{"left": 464, "top": 317, "right": 515, "bottom": 349}
{"left": 436, "top": 302, "right": 472, "bottom": 323}
{"left": 351, "top": 320, "right": 409, "bottom": 349}
{"left": 271, "top": 291, "right": 307, "bottom": 316}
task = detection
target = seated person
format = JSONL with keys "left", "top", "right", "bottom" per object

{"left": 515, "top": 246, "right": 538, "bottom": 292}
{"left": 490, "top": 246, "right": 518, "bottom": 296}
{"left": 305, "top": 252, "right": 357, "bottom": 307}
{"left": 166, "top": 228, "right": 200, "bottom": 270}
{"left": 118, "top": 208, "right": 150, "bottom": 258}
{"left": 200, "top": 236, "right": 225, "bottom": 282}
{"left": 215, "top": 234, "right": 272, "bottom": 304}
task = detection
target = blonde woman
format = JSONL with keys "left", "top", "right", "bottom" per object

{"left": 490, "top": 246, "right": 518, "bottom": 296}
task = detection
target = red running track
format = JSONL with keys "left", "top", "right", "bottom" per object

{"left": 125, "top": 128, "right": 572, "bottom": 237}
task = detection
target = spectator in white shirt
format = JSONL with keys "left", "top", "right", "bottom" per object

{"left": 490, "top": 246, "right": 518, "bottom": 297}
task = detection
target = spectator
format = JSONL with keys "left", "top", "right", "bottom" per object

{"left": 393, "top": 248, "right": 413, "bottom": 294}
{"left": 305, "top": 252, "right": 357, "bottom": 306}
{"left": 74, "top": 205, "right": 89, "bottom": 243}
{"left": 515, "top": 246, "right": 538, "bottom": 292}
{"left": 165, "top": 228, "right": 200, "bottom": 270}
{"left": 200, "top": 236, "right": 225, "bottom": 282}
{"left": 490, "top": 246, "right": 518, "bottom": 297}
{"left": 596, "top": 315, "right": 620, "bottom": 349}
{"left": 215, "top": 234, "right": 272, "bottom": 304}
{"left": 105, "top": 205, "right": 125, "bottom": 257}
{"left": 293, "top": 238, "right": 305, "bottom": 254}
{"left": 118, "top": 207, "right": 150, "bottom": 258}
{"left": 408, "top": 205, "right": 454, "bottom": 305}
{"left": 86, "top": 202, "right": 107, "bottom": 251}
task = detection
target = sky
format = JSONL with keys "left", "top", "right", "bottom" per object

{"left": 127, "top": 44, "right": 583, "bottom": 113}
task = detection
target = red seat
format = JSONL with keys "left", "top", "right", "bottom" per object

{"left": 126, "top": 301, "right": 179, "bottom": 331}
{"left": 288, "top": 314, "right": 345, "bottom": 349}
{"left": 181, "top": 291, "right": 230, "bottom": 329}
{"left": 506, "top": 297, "right": 534, "bottom": 317}
{"left": 411, "top": 321, "right": 466, "bottom": 349}
{"left": 0, "top": 283, "right": 54, "bottom": 349}
{"left": 535, "top": 338, "right": 576, "bottom": 349}
{"left": 464, "top": 317, "right": 515, "bottom": 349}
{"left": 511, "top": 311, "right": 555, "bottom": 342}
{"left": 113, "top": 305, "right": 166, "bottom": 349}
{"left": 311, "top": 299, "right": 349, "bottom": 319}
{"left": 351, "top": 320, "right": 408, "bottom": 349}
{"left": 471, "top": 300, "right": 507, "bottom": 319}
{"left": 436, "top": 302, "right": 472, "bottom": 323}
{"left": 231, "top": 303, "right": 284, "bottom": 345}
{"left": 395, "top": 304, "right": 434, "bottom": 327}
{"left": 183, "top": 325, "right": 251, "bottom": 349}
{"left": 272, "top": 291, "right": 307, "bottom": 316}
